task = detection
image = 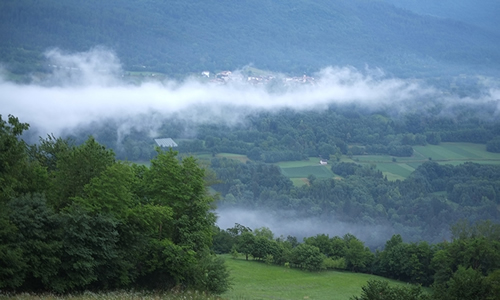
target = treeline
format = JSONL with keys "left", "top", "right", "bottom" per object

{"left": 214, "top": 221, "right": 500, "bottom": 300}
{"left": 69, "top": 101, "right": 500, "bottom": 163}
{"left": 0, "top": 115, "right": 230, "bottom": 294}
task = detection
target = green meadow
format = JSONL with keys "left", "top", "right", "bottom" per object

{"left": 277, "top": 157, "right": 335, "bottom": 180}
{"left": 191, "top": 143, "right": 500, "bottom": 185}
{"left": 197, "top": 153, "right": 250, "bottom": 163}
{"left": 271, "top": 143, "right": 500, "bottom": 184}
{"left": 222, "top": 256, "right": 415, "bottom": 300}
{"left": 0, "top": 257, "right": 420, "bottom": 300}
{"left": 350, "top": 142, "right": 500, "bottom": 181}
{"left": 280, "top": 165, "right": 334, "bottom": 179}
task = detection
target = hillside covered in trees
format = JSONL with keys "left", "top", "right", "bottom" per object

{"left": 0, "top": 115, "right": 230, "bottom": 294}
{"left": 1, "top": 0, "right": 500, "bottom": 78}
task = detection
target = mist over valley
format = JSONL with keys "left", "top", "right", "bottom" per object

{"left": 1, "top": 1, "right": 500, "bottom": 297}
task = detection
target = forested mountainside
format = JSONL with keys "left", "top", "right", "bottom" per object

{"left": 379, "top": 0, "right": 500, "bottom": 35}
{"left": 1, "top": 0, "right": 500, "bottom": 77}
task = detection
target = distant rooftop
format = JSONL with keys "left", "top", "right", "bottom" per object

{"left": 155, "top": 138, "right": 178, "bottom": 148}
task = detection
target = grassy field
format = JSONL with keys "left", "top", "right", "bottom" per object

{"left": 347, "top": 142, "right": 500, "bottom": 181}
{"left": 270, "top": 143, "right": 500, "bottom": 184}
{"left": 290, "top": 177, "right": 310, "bottom": 187}
{"left": 164, "top": 142, "right": 500, "bottom": 185}
{"left": 0, "top": 290, "right": 218, "bottom": 300}
{"left": 276, "top": 157, "right": 335, "bottom": 185}
{"left": 222, "top": 256, "right": 412, "bottom": 300}
{"left": 197, "top": 153, "right": 250, "bottom": 164}
{"left": 280, "top": 165, "right": 334, "bottom": 179}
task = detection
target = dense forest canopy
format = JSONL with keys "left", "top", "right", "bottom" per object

{"left": 0, "top": 115, "right": 230, "bottom": 293}
{"left": 1, "top": 0, "right": 500, "bottom": 78}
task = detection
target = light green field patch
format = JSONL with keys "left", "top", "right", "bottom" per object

{"left": 291, "top": 177, "right": 310, "bottom": 187}
{"left": 348, "top": 143, "right": 500, "bottom": 181}
{"left": 223, "top": 256, "right": 424, "bottom": 300}
{"left": 382, "top": 172, "right": 406, "bottom": 181}
{"left": 216, "top": 153, "right": 250, "bottom": 163}
{"left": 413, "top": 142, "right": 500, "bottom": 162}
{"left": 370, "top": 163, "right": 414, "bottom": 178}
{"left": 280, "top": 165, "right": 334, "bottom": 178}
{"left": 442, "top": 144, "right": 481, "bottom": 158}
{"left": 413, "top": 145, "right": 452, "bottom": 160}
{"left": 353, "top": 155, "right": 394, "bottom": 163}
{"left": 276, "top": 157, "right": 323, "bottom": 168}
{"left": 398, "top": 163, "right": 416, "bottom": 172}
{"left": 407, "top": 162, "right": 425, "bottom": 169}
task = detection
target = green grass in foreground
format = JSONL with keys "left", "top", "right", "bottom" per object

{"left": 0, "top": 290, "right": 219, "bottom": 300}
{"left": 223, "top": 256, "right": 410, "bottom": 300}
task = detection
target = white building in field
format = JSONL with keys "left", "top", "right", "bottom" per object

{"left": 155, "top": 138, "right": 178, "bottom": 148}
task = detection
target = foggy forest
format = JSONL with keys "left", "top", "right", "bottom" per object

{"left": 1, "top": 1, "right": 500, "bottom": 299}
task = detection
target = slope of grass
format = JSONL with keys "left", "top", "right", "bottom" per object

{"left": 223, "top": 256, "right": 413, "bottom": 300}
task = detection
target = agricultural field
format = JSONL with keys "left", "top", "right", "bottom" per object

{"left": 197, "top": 153, "right": 250, "bottom": 163}
{"left": 194, "top": 143, "right": 500, "bottom": 185}
{"left": 222, "top": 256, "right": 417, "bottom": 300}
{"left": 350, "top": 142, "right": 500, "bottom": 181}
{"left": 272, "top": 143, "right": 500, "bottom": 184}
{"left": 276, "top": 157, "right": 335, "bottom": 181}
{"left": 280, "top": 165, "right": 334, "bottom": 179}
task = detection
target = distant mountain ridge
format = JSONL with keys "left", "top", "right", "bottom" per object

{"left": 1, "top": 0, "right": 499, "bottom": 78}
{"left": 379, "top": 0, "right": 500, "bottom": 35}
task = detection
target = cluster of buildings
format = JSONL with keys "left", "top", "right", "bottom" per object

{"left": 201, "top": 71, "right": 316, "bottom": 86}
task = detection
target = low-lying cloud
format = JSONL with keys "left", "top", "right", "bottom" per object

{"left": 4, "top": 47, "right": 498, "bottom": 138}
{"left": 215, "top": 208, "right": 397, "bottom": 248}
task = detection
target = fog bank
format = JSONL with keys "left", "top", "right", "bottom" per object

{"left": 2, "top": 48, "right": 498, "bottom": 138}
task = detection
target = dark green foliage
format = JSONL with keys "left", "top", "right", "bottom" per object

{"left": 431, "top": 220, "right": 500, "bottom": 286}
{"left": 0, "top": 114, "right": 45, "bottom": 204}
{"left": 373, "top": 235, "right": 435, "bottom": 286}
{"left": 7, "top": 194, "right": 61, "bottom": 291}
{"left": 433, "top": 266, "right": 493, "bottom": 300}
{"left": 291, "top": 244, "right": 325, "bottom": 271}
{"left": 344, "top": 235, "right": 374, "bottom": 273}
{"left": 0, "top": 206, "right": 25, "bottom": 289}
{"left": 0, "top": 117, "right": 230, "bottom": 294}
{"left": 52, "top": 204, "right": 121, "bottom": 292}
{"left": 486, "top": 137, "right": 500, "bottom": 153}
{"left": 50, "top": 136, "right": 115, "bottom": 210}
{"left": 351, "top": 280, "right": 430, "bottom": 300}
